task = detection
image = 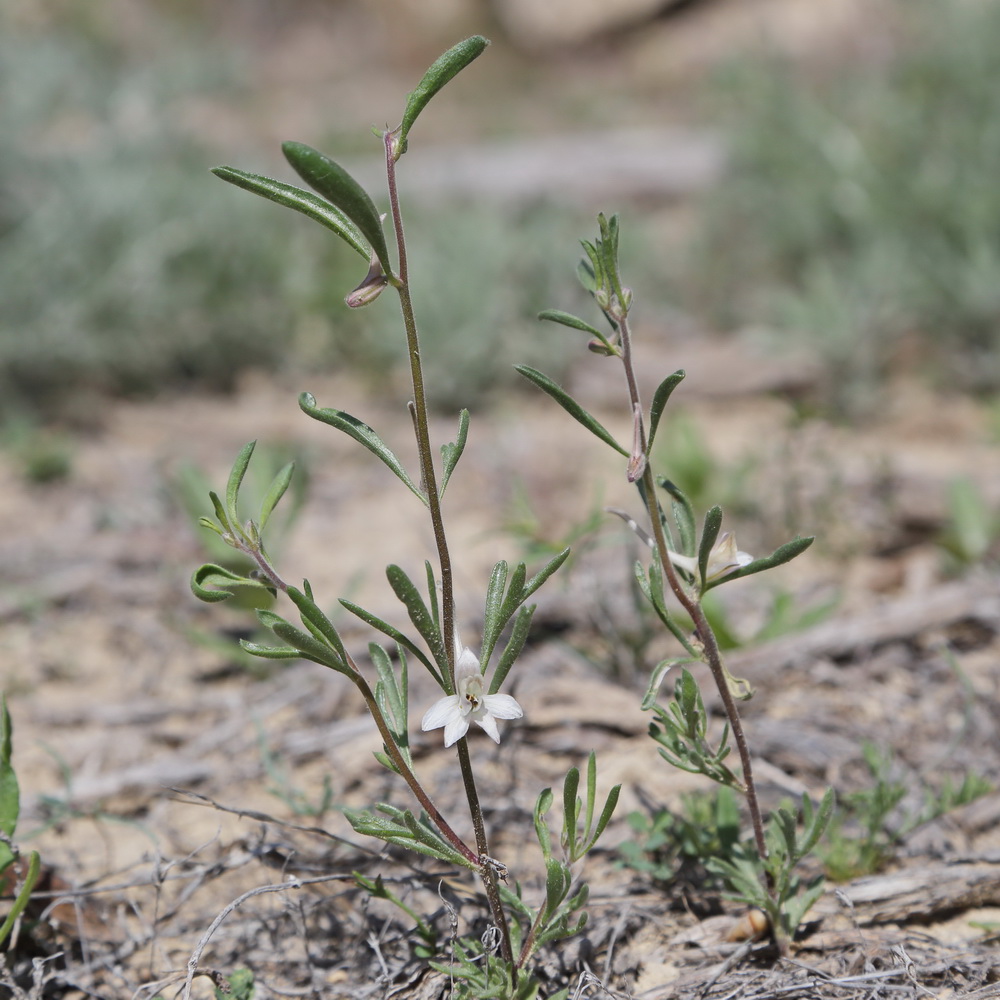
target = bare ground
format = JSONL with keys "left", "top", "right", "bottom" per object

{"left": 1, "top": 326, "right": 999, "bottom": 998}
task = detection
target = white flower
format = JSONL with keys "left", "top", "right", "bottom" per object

{"left": 669, "top": 531, "right": 753, "bottom": 583}
{"left": 421, "top": 646, "right": 523, "bottom": 748}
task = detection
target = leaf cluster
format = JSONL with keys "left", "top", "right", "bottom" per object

{"left": 618, "top": 786, "right": 742, "bottom": 883}
{"left": 644, "top": 668, "right": 742, "bottom": 789}
{"left": 708, "top": 791, "right": 834, "bottom": 946}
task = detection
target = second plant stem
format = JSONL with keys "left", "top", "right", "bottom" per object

{"left": 617, "top": 309, "right": 770, "bottom": 871}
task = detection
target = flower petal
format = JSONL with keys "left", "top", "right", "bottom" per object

{"left": 475, "top": 713, "right": 501, "bottom": 743}
{"left": 443, "top": 714, "right": 470, "bottom": 747}
{"left": 455, "top": 646, "right": 481, "bottom": 676}
{"left": 421, "top": 695, "right": 461, "bottom": 732}
{"left": 482, "top": 694, "right": 523, "bottom": 721}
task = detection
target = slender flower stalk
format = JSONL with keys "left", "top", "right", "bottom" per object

{"left": 383, "top": 128, "right": 514, "bottom": 970}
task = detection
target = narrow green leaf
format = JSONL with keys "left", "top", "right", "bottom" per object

{"left": 515, "top": 366, "right": 628, "bottom": 456}
{"left": 282, "top": 141, "right": 391, "bottom": 273}
{"left": 534, "top": 788, "right": 554, "bottom": 860}
{"left": 592, "top": 784, "right": 622, "bottom": 845}
{"left": 0, "top": 699, "right": 19, "bottom": 868}
{"left": 647, "top": 371, "right": 686, "bottom": 449}
{"left": 800, "top": 789, "right": 836, "bottom": 856}
{"left": 489, "top": 604, "right": 534, "bottom": 695}
{"left": 226, "top": 441, "right": 256, "bottom": 529}
{"left": 480, "top": 561, "right": 509, "bottom": 668}
{"left": 208, "top": 490, "right": 231, "bottom": 534}
{"left": 580, "top": 241, "right": 603, "bottom": 291}
{"left": 544, "top": 857, "right": 571, "bottom": 916}
{"left": 705, "top": 535, "right": 815, "bottom": 591}
{"left": 371, "top": 643, "right": 410, "bottom": 768}
{"left": 562, "top": 767, "right": 580, "bottom": 853}
{"left": 399, "top": 36, "right": 489, "bottom": 151}
{"left": 698, "top": 505, "right": 724, "bottom": 585}
{"left": 641, "top": 656, "right": 700, "bottom": 710}
{"left": 537, "top": 309, "right": 605, "bottom": 339}
{"left": 658, "top": 479, "right": 696, "bottom": 558}
{"left": 585, "top": 751, "right": 597, "bottom": 841}
{"left": 424, "top": 561, "right": 440, "bottom": 633}
{"left": 287, "top": 585, "right": 349, "bottom": 664}
{"left": 191, "top": 564, "right": 275, "bottom": 603}
{"left": 344, "top": 806, "right": 471, "bottom": 867}
{"left": 211, "top": 167, "right": 371, "bottom": 260}
{"left": 638, "top": 559, "right": 699, "bottom": 656}
{"left": 258, "top": 610, "right": 346, "bottom": 672}
{"left": 439, "top": 408, "right": 470, "bottom": 496}
{"left": 299, "top": 393, "right": 426, "bottom": 505}
{"left": 259, "top": 462, "right": 294, "bottom": 532}
{"left": 523, "top": 547, "right": 570, "bottom": 602}
{"left": 386, "top": 566, "right": 447, "bottom": 671}
{"left": 340, "top": 599, "right": 443, "bottom": 689}
{"left": 239, "top": 640, "right": 301, "bottom": 660}
{"left": 0, "top": 849, "right": 39, "bottom": 947}
{"left": 497, "top": 562, "right": 527, "bottom": 629}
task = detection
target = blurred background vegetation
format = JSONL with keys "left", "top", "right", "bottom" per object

{"left": 1, "top": 0, "right": 999, "bottom": 424}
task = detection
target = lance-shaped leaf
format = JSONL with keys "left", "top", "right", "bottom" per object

{"left": 641, "top": 656, "right": 700, "bottom": 711}
{"left": 704, "top": 535, "right": 815, "bottom": 592}
{"left": 543, "top": 857, "right": 572, "bottom": 919}
{"left": 211, "top": 167, "right": 371, "bottom": 260}
{"left": 634, "top": 560, "right": 698, "bottom": 655}
{"left": 515, "top": 366, "right": 627, "bottom": 456}
{"left": 226, "top": 441, "right": 256, "bottom": 529}
{"left": 523, "top": 547, "right": 570, "bottom": 603}
{"left": 534, "top": 787, "right": 555, "bottom": 861}
{"left": 480, "top": 560, "right": 509, "bottom": 668}
{"left": 0, "top": 699, "right": 18, "bottom": 871}
{"left": 439, "top": 408, "right": 469, "bottom": 497}
{"left": 259, "top": 462, "right": 295, "bottom": 533}
{"left": 538, "top": 309, "right": 618, "bottom": 354}
{"left": 191, "top": 564, "right": 276, "bottom": 603}
{"left": 537, "top": 308, "right": 606, "bottom": 339}
{"left": 658, "top": 478, "right": 695, "bottom": 558}
{"left": 257, "top": 609, "right": 347, "bottom": 673}
{"left": 386, "top": 565, "right": 447, "bottom": 672}
{"left": 398, "top": 36, "right": 489, "bottom": 153}
{"left": 698, "top": 505, "right": 724, "bottom": 586}
{"left": 282, "top": 141, "right": 391, "bottom": 274}
{"left": 371, "top": 643, "right": 411, "bottom": 771}
{"left": 0, "top": 849, "right": 39, "bottom": 947}
{"left": 345, "top": 804, "right": 474, "bottom": 868}
{"left": 647, "top": 371, "right": 686, "bottom": 449}
{"left": 239, "top": 639, "right": 301, "bottom": 660}
{"left": 299, "top": 392, "right": 425, "bottom": 505}
{"left": 489, "top": 604, "right": 534, "bottom": 696}
{"left": 340, "top": 598, "right": 444, "bottom": 689}
{"left": 287, "top": 585, "right": 350, "bottom": 664}
{"left": 424, "top": 561, "right": 440, "bottom": 632}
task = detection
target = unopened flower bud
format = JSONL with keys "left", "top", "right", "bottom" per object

{"left": 626, "top": 403, "right": 647, "bottom": 483}
{"left": 345, "top": 255, "right": 388, "bottom": 308}
{"left": 587, "top": 338, "right": 616, "bottom": 356}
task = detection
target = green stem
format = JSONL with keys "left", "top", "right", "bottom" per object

{"left": 617, "top": 310, "right": 769, "bottom": 867}
{"left": 383, "top": 130, "right": 513, "bottom": 969}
